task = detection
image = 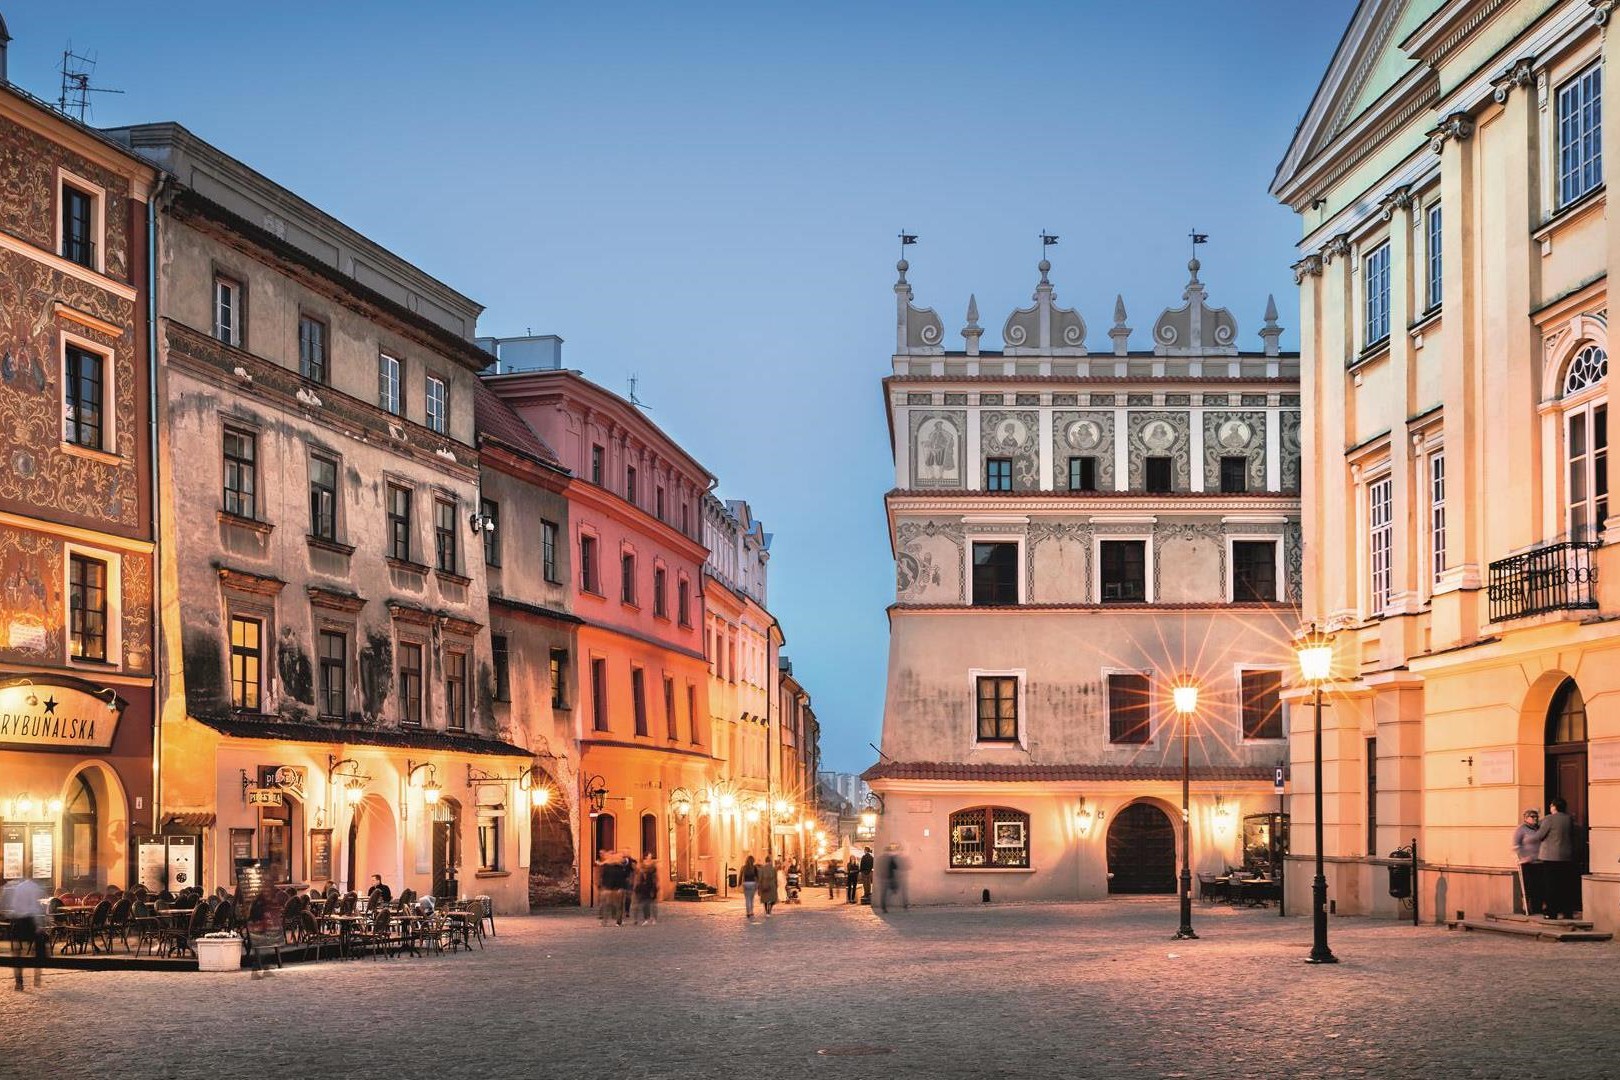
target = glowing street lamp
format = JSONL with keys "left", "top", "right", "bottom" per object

{"left": 1296, "top": 624, "right": 1340, "bottom": 965}
{"left": 1171, "top": 675, "right": 1199, "bottom": 941}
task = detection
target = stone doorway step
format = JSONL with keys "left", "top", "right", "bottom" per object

{"left": 1453, "top": 912, "right": 1612, "bottom": 942}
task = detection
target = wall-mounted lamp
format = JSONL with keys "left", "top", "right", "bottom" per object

{"left": 1075, "top": 798, "right": 1095, "bottom": 836}
{"left": 100, "top": 687, "right": 119, "bottom": 712}
{"left": 1214, "top": 795, "right": 1235, "bottom": 834}
{"left": 469, "top": 511, "right": 495, "bottom": 534}
{"left": 669, "top": 786, "right": 694, "bottom": 818}
{"left": 858, "top": 792, "right": 885, "bottom": 832}
{"left": 47, "top": 797, "right": 63, "bottom": 815}
{"left": 16, "top": 793, "right": 34, "bottom": 816}
{"left": 406, "top": 761, "right": 442, "bottom": 805}
{"left": 581, "top": 774, "right": 608, "bottom": 815}
{"left": 16, "top": 679, "right": 37, "bottom": 707}
{"left": 1461, "top": 755, "right": 1474, "bottom": 786}
{"left": 519, "top": 765, "right": 552, "bottom": 809}
{"left": 328, "top": 755, "right": 371, "bottom": 807}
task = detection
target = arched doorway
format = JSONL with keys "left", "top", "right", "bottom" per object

{"left": 60, "top": 763, "right": 127, "bottom": 893}
{"left": 529, "top": 795, "right": 577, "bottom": 907}
{"left": 346, "top": 793, "right": 397, "bottom": 892}
{"left": 1107, "top": 802, "right": 1177, "bottom": 894}
{"left": 1546, "top": 679, "right": 1590, "bottom": 873}
{"left": 432, "top": 797, "right": 461, "bottom": 899}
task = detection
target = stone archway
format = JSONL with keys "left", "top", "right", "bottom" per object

{"left": 529, "top": 783, "right": 577, "bottom": 908}
{"left": 59, "top": 761, "right": 128, "bottom": 893}
{"left": 347, "top": 792, "right": 398, "bottom": 892}
{"left": 1545, "top": 678, "right": 1590, "bottom": 874}
{"left": 1107, "top": 801, "right": 1177, "bottom": 894}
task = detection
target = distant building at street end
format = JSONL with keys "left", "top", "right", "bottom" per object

{"left": 866, "top": 253, "right": 1301, "bottom": 903}
{"left": 1272, "top": 0, "right": 1620, "bottom": 928}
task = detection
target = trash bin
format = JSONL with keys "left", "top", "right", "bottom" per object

{"left": 1387, "top": 846, "right": 1413, "bottom": 899}
{"left": 727, "top": 869, "right": 739, "bottom": 889}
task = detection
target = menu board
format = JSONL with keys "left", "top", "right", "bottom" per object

{"left": 2, "top": 823, "right": 23, "bottom": 880}
{"left": 137, "top": 837, "right": 168, "bottom": 891}
{"left": 29, "top": 826, "right": 53, "bottom": 880}
{"left": 230, "top": 829, "right": 254, "bottom": 866}
{"left": 166, "top": 835, "right": 198, "bottom": 890}
{"left": 308, "top": 829, "right": 333, "bottom": 886}
{"left": 235, "top": 863, "right": 286, "bottom": 950}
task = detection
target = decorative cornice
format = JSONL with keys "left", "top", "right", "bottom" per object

{"left": 218, "top": 567, "right": 286, "bottom": 597}
{"left": 307, "top": 586, "right": 366, "bottom": 614}
{"left": 1292, "top": 254, "right": 1324, "bottom": 283}
{"left": 1592, "top": 1, "right": 1619, "bottom": 28}
{"left": 1491, "top": 57, "right": 1537, "bottom": 104}
{"left": 1427, "top": 111, "right": 1475, "bottom": 155}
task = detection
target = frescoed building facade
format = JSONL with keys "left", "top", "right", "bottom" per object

{"left": 867, "top": 255, "right": 1301, "bottom": 904}
{"left": 1273, "top": 0, "right": 1620, "bottom": 927}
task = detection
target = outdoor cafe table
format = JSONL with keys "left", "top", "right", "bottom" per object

{"left": 130, "top": 908, "right": 194, "bottom": 956}
{"left": 322, "top": 914, "right": 368, "bottom": 959}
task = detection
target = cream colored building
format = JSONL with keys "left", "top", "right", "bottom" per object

{"left": 1273, "top": 0, "right": 1620, "bottom": 927}
{"left": 867, "top": 255, "right": 1301, "bottom": 904}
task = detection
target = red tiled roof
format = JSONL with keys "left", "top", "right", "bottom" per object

{"left": 475, "top": 383, "right": 563, "bottom": 467}
{"left": 862, "top": 761, "right": 1275, "bottom": 783}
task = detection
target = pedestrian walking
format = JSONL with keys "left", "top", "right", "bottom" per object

{"left": 621, "top": 855, "right": 637, "bottom": 923}
{"left": 845, "top": 856, "right": 859, "bottom": 904}
{"left": 759, "top": 855, "right": 779, "bottom": 915}
{"left": 598, "top": 855, "right": 626, "bottom": 925}
{"left": 1512, "top": 808, "right": 1543, "bottom": 916}
{"left": 1532, "top": 798, "right": 1579, "bottom": 919}
{"left": 1, "top": 875, "right": 48, "bottom": 991}
{"left": 740, "top": 855, "right": 760, "bottom": 918}
{"left": 859, "top": 846, "right": 875, "bottom": 904}
{"left": 880, "top": 846, "right": 909, "bottom": 913}
{"left": 827, "top": 859, "right": 838, "bottom": 899}
{"left": 634, "top": 860, "right": 659, "bottom": 925}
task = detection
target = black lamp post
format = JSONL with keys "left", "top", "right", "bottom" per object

{"left": 1171, "top": 677, "right": 1198, "bottom": 941}
{"left": 1296, "top": 626, "right": 1339, "bottom": 965}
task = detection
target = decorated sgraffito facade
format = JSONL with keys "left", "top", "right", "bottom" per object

{"left": 868, "top": 252, "right": 1302, "bottom": 903}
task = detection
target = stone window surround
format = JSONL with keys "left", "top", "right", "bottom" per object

{"left": 967, "top": 667, "right": 1027, "bottom": 751}
{"left": 313, "top": 614, "right": 356, "bottom": 721}
{"left": 964, "top": 532, "right": 1025, "bottom": 606}
{"left": 64, "top": 541, "right": 121, "bottom": 671}
{"left": 58, "top": 328, "right": 118, "bottom": 462}
{"left": 1223, "top": 531, "right": 1285, "bottom": 603}
{"left": 1093, "top": 531, "right": 1154, "bottom": 605}
{"left": 1353, "top": 454, "right": 1394, "bottom": 622}
{"left": 55, "top": 166, "right": 106, "bottom": 276}
{"left": 225, "top": 600, "right": 275, "bottom": 711}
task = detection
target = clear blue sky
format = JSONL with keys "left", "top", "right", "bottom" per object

{"left": 9, "top": 1, "right": 1354, "bottom": 772}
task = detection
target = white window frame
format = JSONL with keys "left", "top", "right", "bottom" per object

{"left": 63, "top": 542, "right": 122, "bottom": 670}
{"left": 1426, "top": 443, "right": 1447, "bottom": 587}
{"left": 55, "top": 168, "right": 106, "bottom": 275}
{"left": 1362, "top": 241, "right": 1391, "bottom": 348}
{"left": 1365, "top": 469, "right": 1394, "bottom": 618}
{"left": 379, "top": 354, "right": 402, "bottom": 416}
{"left": 59, "top": 330, "right": 117, "bottom": 459}
{"left": 426, "top": 375, "right": 447, "bottom": 434}
{"left": 1557, "top": 61, "right": 1603, "bottom": 209}
{"left": 1233, "top": 664, "right": 1287, "bottom": 743}
{"left": 1102, "top": 666, "right": 1157, "bottom": 747}
{"left": 966, "top": 534, "right": 1025, "bottom": 605}
{"left": 1093, "top": 533, "right": 1154, "bottom": 604}
{"left": 1425, "top": 202, "right": 1443, "bottom": 313}
{"left": 213, "top": 275, "right": 242, "bottom": 347}
{"left": 967, "top": 667, "right": 1027, "bottom": 750}
{"left": 1224, "top": 534, "right": 1284, "bottom": 603}
{"left": 1564, "top": 385, "right": 1609, "bottom": 543}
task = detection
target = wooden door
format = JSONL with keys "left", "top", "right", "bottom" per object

{"left": 1106, "top": 802, "right": 1177, "bottom": 894}
{"left": 1550, "top": 751, "right": 1590, "bottom": 872}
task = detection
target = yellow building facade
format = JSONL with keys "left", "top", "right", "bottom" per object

{"left": 1274, "top": 0, "right": 1620, "bottom": 926}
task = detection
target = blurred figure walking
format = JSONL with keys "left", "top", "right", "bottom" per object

{"left": 634, "top": 860, "right": 660, "bottom": 925}
{"left": 740, "top": 855, "right": 760, "bottom": 918}
{"left": 2, "top": 876, "right": 48, "bottom": 990}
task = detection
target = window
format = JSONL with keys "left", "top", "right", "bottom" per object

{"left": 434, "top": 499, "right": 457, "bottom": 573}
{"left": 1241, "top": 670, "right": 1284, "bottom": 740}
{"left": 632, "top": 669, "right": 648, "bottom": 736}
{"left": 298, "top": 315, "right": 327, "bottom": 383}
{"left": 1565, "top": 346, "right": 1609, "bottom": 542}
{"left": 1425, "top": 203, "right": 1443, "bottom": 312}
{"left": 542, "top": 520, "right": 559, "bottom": 582}
{"left": 626, "top": 466, "right": 638, "bottom": 504}
{"left": 948, "top": 807, "right": 1030, "bottom": 869}
{"left": 1100, "top": 540, "right": 1146, "bottom": 603}
{"left": 445, "top": 650, "right": 467, "bottom": 730}
{"left": 1220, "top": 456, "right": 1248, "bottom": 494}
{"left": 1558, "top": 63, "right": 1603, "bottom": 208}
{"left": 309, "top": 455, "right": 337, "bottom": 540}
{"left": 386, "top": 484, "right": 412, "bottom": 561}
{"left": 1231, "top": 540, "right": 1278, "bottom": 602}
{"left": 398, "top": 643, "right": 423, "bottom": 726}
{"left": 591, "top": 658, "right": 608, "bottom": 731}
{"left": 656, "top": 487, "right": 665, "bottom": 520}
{"left": 1429, "top": 452, "right": 1447, "bottom": 582}
{"left": 63, "top": 344, "right": 104, "bottom": 450}
{"left": 229, "top": 616, "right": 263, "bottom": 710}
{"left": 378, "top": 354, "right": 402, "bottom": 415}
{"left": 61, "top": 183, "right": 95, "bottom": 268}
{"left": 550, "top": 648, "right": 569, "bottom": 709}
{"left": 678, "top": 578, "right": 691, "bottom": 626}
{"left": 1107, "top": 672, "right": 1151, "bottom": 744}
{"left": 621, "top": 551, "right": 637, "bottom": 605}
{"left": 214, "top": 277, "right": 241, "bottom": 346}
{"left": 425, "top": 376, "right": 448, "bottom": 434}
{"left": 664, "top": 676, "right": 678, "bottom": 740}
{"left": 971, "top": 542, "right": 1018, "bottom": 605}
{"left": 580, "top": 534, "right": 599, "bottom": 593}
{"left": 1363, "top": 242, "right": 1391, "bottom": 346}
{"left": 975, "top": 676, "right": 1018, "bottom": 743}
{"left": 1368, "top": 475, "right": 1393, "bottom": 613}
{"left": 481, "top": 498, "right": 500, "bottom": 566}
{"left": 1068, "top": 456, "right": 1097, "bottom": 492}
{"left": 222, "top": 428, "right": 257, "bottom": 519}
{"left": 653, "top": 566, "right": 667, "bottom": 618}
{"left": 1145, "top": 456, "right": 1173, "bottom": 493}
{"left": 591, "top": 445, "right": 604, "bottom": 485}
{"left": 492, "top": 634, "right": 510, "bottom": 702}
{"left": 68, "top": 554, "right": 108, "bottom": 662}
{"left": 477, "top": 812, "right": 503, "bottom": 873}
{"left": 687, "top": 684, "right": 699, "bottom": 745}
{"left": 317, "top": 630, "right": 346, "bottom": 719}
{"left": 985, "top": 458, "right": 1012, "bottom": 491}
{"left": 681, "top": 502, "right": 690, "bottom": 536}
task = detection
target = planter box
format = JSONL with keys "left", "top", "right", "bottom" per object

{"left": 196, "top": 938, "right": 242, "bottom": 972}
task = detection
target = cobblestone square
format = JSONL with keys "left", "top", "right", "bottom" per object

{"left": 4, "top": 893, "right": 1617, "bottom": 1080}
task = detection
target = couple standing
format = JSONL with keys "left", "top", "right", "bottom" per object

{"left": 739, "top": 855, "right": 779, "bottom": 918}
{"left": 1513, "top": 798, "right": 1580, "bottom": 920}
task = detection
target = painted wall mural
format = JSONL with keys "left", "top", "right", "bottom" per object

{"left": 895, "top": 519, "right": 965, "bottom": 602}
{"left": 1051, "top": 411, "right": 1115, "bottom": 490}
{"left": 0, "top": 119, "right": 133, "bottom": 284}
{"left": 909, "top": 410, "right": 966, "bottom": 488}
{"left": 980, "top": 410, "right": 1039, "bottom": 490}
{"left": 1280, "top": 411, "right": 1302, "bottom": 491}
{"left": 0, "top": 529, "right": 62, "bottom": 665}
{"left": 1203, "top": 411, "right": 1267, "bottom": 492}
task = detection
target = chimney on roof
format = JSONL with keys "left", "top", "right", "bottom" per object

{"left": 0, "top": 12, "right": 12, "bottom": 85}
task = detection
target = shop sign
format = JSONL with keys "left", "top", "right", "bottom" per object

{"left": 308, "top": 828, "right": 333, "bottom": 885}
{"left": 0, "top": 680, "right": 122, "bottom": 751}
{"left": 246, "top": 787, "right": 284, "bottom": 807}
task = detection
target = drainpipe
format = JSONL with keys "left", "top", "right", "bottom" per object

{"left": 147, "top": 176, "right": 167, "bottom": 835}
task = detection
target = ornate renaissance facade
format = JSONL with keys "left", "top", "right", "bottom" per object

{"left": 866, "top": 254, "right": 1301, "bottom": 903}
{"left": 1273, "top": 0, "right": 1620, "bottom": 926}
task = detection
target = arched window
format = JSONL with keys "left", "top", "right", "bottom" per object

{"left": 640, "top": 812, "right": 658, "bottom": 861}
{"left": 947, "top": 806, "right": 1030, "bottom": 869}
{"left": 1563, "top": 345, "right": 1608, "bottom": 542}
{"left": 1547, "top": 679, "right": 1588, "bottom": 746}
{"left": 593, "top": 812, "right": 616, "bottom": 859}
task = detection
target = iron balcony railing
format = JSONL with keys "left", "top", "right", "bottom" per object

{"left": 1487, "top": 540, "right": 1599, "bottom": 623}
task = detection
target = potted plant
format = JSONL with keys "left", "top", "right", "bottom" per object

{"left": 196, "top": 931, "right": 243, "bottom": 972}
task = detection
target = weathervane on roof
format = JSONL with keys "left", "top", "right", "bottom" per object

{"left": 898, "top": 230, "right": 917, "bottom": 258}
{"left": 1189, "top": 228, "right": 1209, "bottom": 255}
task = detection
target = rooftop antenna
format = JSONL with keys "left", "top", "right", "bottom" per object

{"left": 58, "top": 45, "right": 123, "bottom": 123}
{"left": 628, "top": 373, "right": 649, "bottom": 410}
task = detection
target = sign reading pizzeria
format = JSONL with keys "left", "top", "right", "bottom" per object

{"left": 0, "top": 677, "right": 123, "bottom": 751}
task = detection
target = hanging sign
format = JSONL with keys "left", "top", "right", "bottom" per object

{"left": 246, "top": 787, "right": 284, "bottom": 807}
{"left": 1273, "top": 765, "right": 1286, "bottom": 795}
{"left": 0, "top": 679, "right": 122, "bottom": 750}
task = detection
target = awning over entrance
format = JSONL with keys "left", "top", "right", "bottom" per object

{"left": 163, "top": 812, "right": 217, "bottom": 828}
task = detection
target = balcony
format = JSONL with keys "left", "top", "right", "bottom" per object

{"left": 1487, "top": 541, "right": 1599, "bottom": 623}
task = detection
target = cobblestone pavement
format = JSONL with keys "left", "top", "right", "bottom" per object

{"left": 4, "top": 891, "right": 1618, "bottom": 1080}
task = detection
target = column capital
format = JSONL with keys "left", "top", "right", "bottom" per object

{"left": 1427, "top": 112, "right": 1475, "bottom": 155}
{"left": 1491, "top": 57, "right": 1537, "bottom": 104}
{"left": 1379, "top": 185, "right": 1415, "bottom": 222}
{"left": 1591, "top": 0, "right": 1619, "bottom": 27}
{"left": 1292, "top": 254, "right": 1324, "bottom": 283}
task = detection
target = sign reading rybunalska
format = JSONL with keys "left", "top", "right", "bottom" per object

{"left": 0, "top": 680, "right": 122, "bottom": 750}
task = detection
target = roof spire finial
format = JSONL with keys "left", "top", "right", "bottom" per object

{"left": 1109, "top": 294, "right": 1132, "bottom": 357}
{"left": 1259, "top": 293, "right": 1283, "bottom": 357}
{"left": 962, "top": 294, "right": 983, "bottom": 357}
{"left": 897, "top": 229, "right": 917, "bottom": 284}
{"left": 1187, "top": 228, "right": 1208, "bottom": 282}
